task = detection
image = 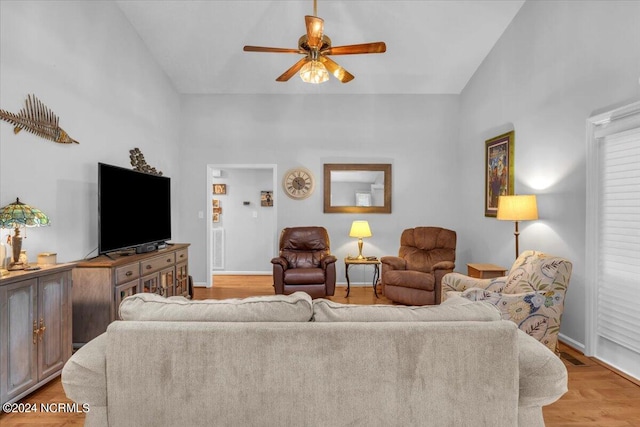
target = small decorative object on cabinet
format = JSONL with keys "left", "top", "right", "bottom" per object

{"left": 0, "top": 197, "right": 50, "bottom": 271}
{"left": 467, "top": 263, "right": 508, "bottom": 279}
{"left": 0, "top": 94, "right": 79, "bottom": 144}
{"left": 0, "top": 263, "right": 74, "bottom": 405}
{"left": 71, "top": 243, "right": 189, "bottom": 346}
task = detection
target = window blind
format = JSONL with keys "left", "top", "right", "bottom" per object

{"left": 597, "top": 129, "right": 640, "bottom": 353}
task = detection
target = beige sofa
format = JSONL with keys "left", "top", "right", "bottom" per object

{"left": 62, "top": 292, "right": 567, "bottom": 427}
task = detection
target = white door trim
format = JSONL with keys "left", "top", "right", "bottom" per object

{"left": 585, "top": 100, "right": 640, "bottom": 357}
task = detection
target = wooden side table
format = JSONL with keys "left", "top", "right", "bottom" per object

{"left": 467, "top": 263, "right": 507, "bottom": 279}
{"left": 344, "top": 257, "right": 381, "bottom": 298}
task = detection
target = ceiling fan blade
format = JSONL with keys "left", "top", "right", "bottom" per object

{"left": 276, "top": 57, "right": 309, "bottom": 82}
{"left": 322, "top": 42, "right": 387, "bottom": 55}
{"left": 244, "top": 46, "right": 301, "bottom": 54}
{"left": 320, "top": 56, "right": 354, "bottom": 83}
{"left": 305, "top": 15, "right": 324, "bottom": 49}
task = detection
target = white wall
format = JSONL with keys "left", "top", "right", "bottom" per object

{"left": 456, "top": 0, "right": 640, "bottom": 349}
{"left": 178, "top": 94, "right": 460, "bottom": 285}
{"left": 0, "top": 1, "right": 181, "bottom": 263}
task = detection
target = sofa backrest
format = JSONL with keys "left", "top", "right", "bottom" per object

{"left": 104, "top": 320, "right": 519, "bottom": 427}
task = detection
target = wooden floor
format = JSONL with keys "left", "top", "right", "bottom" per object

{"left": 2, "top": 275, "right": 639, "bottom": 426}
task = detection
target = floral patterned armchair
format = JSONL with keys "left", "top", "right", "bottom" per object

{"left": 441, "top": 250, "right": 572, "bottom": 354}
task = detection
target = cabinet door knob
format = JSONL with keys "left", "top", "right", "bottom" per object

{"left": 167, "top": 258, "right": 172, "bottom": 263}
{"left": 146, "top": 265, "right": 152, "bottom": 270}
{"left": 126, "top": 271, "right": 133, "bottom": 276}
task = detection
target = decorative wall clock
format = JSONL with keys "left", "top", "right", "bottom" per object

{"left": 283, "top": 167, "right": 314, "bottom": 199}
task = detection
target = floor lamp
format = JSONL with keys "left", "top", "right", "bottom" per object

{"left": 497, "top": 195, "right": 538, "bottom": 259}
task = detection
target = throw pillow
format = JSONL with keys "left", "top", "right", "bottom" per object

{"left": 119, "top": 291, "right": 313, "bottom": 322}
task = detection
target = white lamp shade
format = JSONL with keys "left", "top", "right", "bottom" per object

{"left": 497, "top": 195, "right": 538, "bottom": 221}
{"left": 349, "top": 220, "right": 372, "bottom": 238}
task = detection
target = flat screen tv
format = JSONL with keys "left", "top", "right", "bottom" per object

{"left": 98, "top": 162, "right": 171, "bottom": 254}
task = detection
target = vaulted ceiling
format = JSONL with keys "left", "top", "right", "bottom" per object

{"left": 115, "top": 0, "right": 524, "bottom": 95}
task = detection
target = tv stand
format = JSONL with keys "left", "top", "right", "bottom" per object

{"left": 72, "top": 243, "right": 190, "bottom": 345}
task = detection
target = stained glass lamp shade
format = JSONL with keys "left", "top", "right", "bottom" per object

{"left": 0, "top": 198, "right": 50, "bottom": 270}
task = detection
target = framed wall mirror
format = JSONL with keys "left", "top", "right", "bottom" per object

{"left": 323, "top": 163, "right": 392, "bottom": 213}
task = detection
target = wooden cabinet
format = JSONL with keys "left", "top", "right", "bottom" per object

{"left": 467, "top": 263, "right": 508, "bottom": 279}
{"left": 0, "top": 264, "right": 74, "bottom": 405}
{"left": 72, "top": 243, "right": 189, "bottom": 345}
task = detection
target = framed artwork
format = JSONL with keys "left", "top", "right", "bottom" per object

{"left": 212, "top": 199, "right": 220, "bottom": 208}
{"left": 213, "top": 207, "right": 222, "bottom": 214}
{"left": 261, "top": 191, "right": 273, "bottom": 207}
{"left": 213, "top": 213, "right": 220, "bottom": 223}
{"left": 213, "top": 184, "right": 227, "bottom": 195}
{"left": 485, "top": 131, "right": 514, "bottom": 217}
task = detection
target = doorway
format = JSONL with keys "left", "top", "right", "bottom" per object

{"left": 206, "top": 164, "right": 278, "bottom": 287}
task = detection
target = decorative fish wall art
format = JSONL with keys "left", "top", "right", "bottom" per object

{"left": 0, "top": 94, "right": 79, "bottom": 144}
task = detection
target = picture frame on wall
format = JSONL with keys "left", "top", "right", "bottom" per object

{"left": 213, "top": 213, "right": 220, "bottom": 223}
{"left": 212, "top": 199, "right": 220, "bottom": 208}
{"left": 485, "top": 131, "right": 514, "bottom": 217}
{"left": 213, "top": 184, "right": 227, "bottom": 195}
{"left": 261, "top": 191, "right": 273, "bottom": 207}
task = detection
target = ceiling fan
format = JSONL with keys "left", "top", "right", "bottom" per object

{"left": 243, "top": 0, "right": 386, "bottom": 84}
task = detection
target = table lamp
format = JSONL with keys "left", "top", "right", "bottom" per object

{"left": 349, "top": 220, "right": 372, "bottom": 260}
{"left": 497, "top": 195, "right": 538, "bottom": 259}
{"left": 0, "top": 198, "right": 50, "bottom": 271}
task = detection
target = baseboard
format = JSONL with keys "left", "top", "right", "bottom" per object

{"left": 212, "top": 271, "right": 271, "bottom": 275}
{"left": 558, "top": 333, "right": 585, "bottom": 353}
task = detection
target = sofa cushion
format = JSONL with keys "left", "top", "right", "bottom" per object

{"left": 119, "top": 291, "right": 313, "bottom": 322}
{"left": 312, "top": 297, "right": 501, "bottom": 322}
{"left": 516, "top": 329, "right": 568, "bottom": 407}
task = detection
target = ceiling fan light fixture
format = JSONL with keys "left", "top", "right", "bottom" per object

{"left": 299, "top": 60, "right": 329, "bottom": 84}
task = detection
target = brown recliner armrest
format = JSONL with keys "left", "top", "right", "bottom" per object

{"left": 380, "top": 256, "right": 407, "bottom": 271}
{"left": 320, "top": 255, "right": 337, "bottom": 268}
{"left": 431, "top": 261, "right": 455, "bottom": 272}
{"left": 271, "top": 257, "right": 288, "bottom": 269}
{"left": 271, "top": 257, "right": 288, "bottom": 294}
{"left": 432, "top": 261, "right": 455, "bottom": 305}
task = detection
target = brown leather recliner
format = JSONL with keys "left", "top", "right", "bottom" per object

{"left": 380, "top": 227, "right": 456, "bottom": 305}
{"left": 271, "top": 226, "right": 337, "bottom": 298}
